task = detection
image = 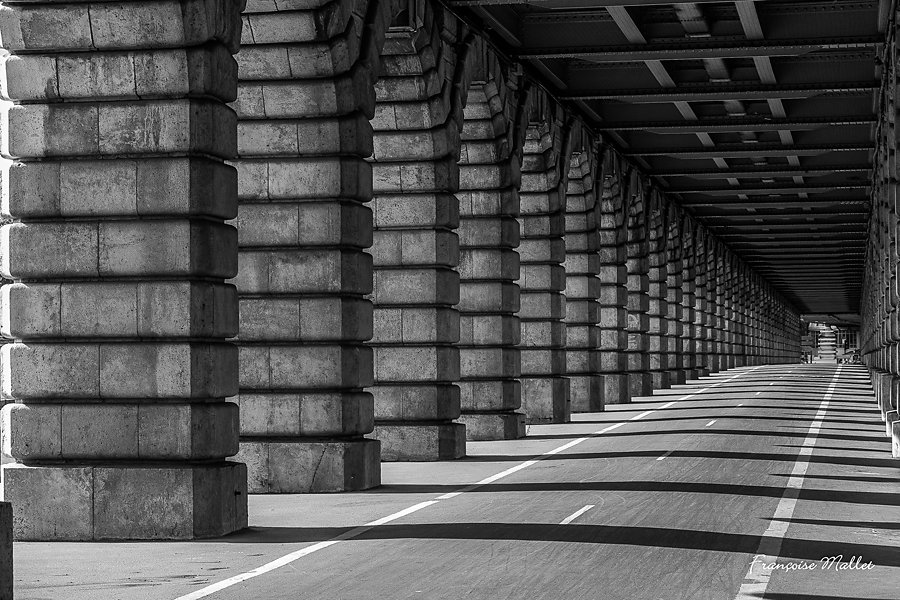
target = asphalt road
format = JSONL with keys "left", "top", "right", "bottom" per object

{"left": 10, "top": 363, "right": 900, "bottom": 600}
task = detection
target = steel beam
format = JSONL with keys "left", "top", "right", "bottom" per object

{"left": 566, "top": 82, "right": 875, "bottom": 102}
{"left": 597, "top": 115, "right": 876, "bottom": 133}
{"left": 623, "top": 143, "right": 872, "bottom": 158}
{"left": 517, "top": 37, "right": 880, "bottom": 61}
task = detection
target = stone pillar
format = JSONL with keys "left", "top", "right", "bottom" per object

{"left": 704, "top": 244, "right": 721, "bottom": 372}
{"left": 665, "top": 208, "right": 685, "bottom": 386}
{"left": 693, "top": 234, "right": 711, "bottom": 375}
{"left": 597, "top": 153, "right": 631, "bottom": 403}
{"left": 624, "top": 179, "right": 653, "bottom": 398}
{"left": 1, "top": 502, "right": 9, "bottom": 600}
{"left": 565, "top": 150, "right": 603, "bottom": 412}
{"left": 231, "top": 0, "right": 381, "bottom": 492}
{"left": 0, "top": 0, "right": 247, "bottom": 539}
{"left": 715, "top": 253, "right": 730, "bottom": 370}
{"left": 457, "top": 79, "right": 525, "bottom": 440}
{"left": 369, "top": 19, "right": 467, "bottom": 460}
{"left": 518, "top": 122, "right": 571, "bottom": 423}
{"left": 646, "top": 195, "right": 669, "bottom": 390}
{"left": 680, "top": 224, "right": 700, "bottom": 379}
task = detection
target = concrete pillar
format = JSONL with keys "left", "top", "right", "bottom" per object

{"left": 597, "top": 153, "right": 631, "bottom": 404}
{"left": 0, "top": 0, "right": 247, "bottom": 539}
{"left": 1, "top": 502, "right": 9, "bottom": 600}
{"left": 624, "top": 179, "right": 653, "bottom": 398}
{"left": 704, "top": 244, "right": 721, "bottom": 372}
{"left": 665, "top": 208, "right": 686, "bottom": 385}
{"left": 646, "top": 195, "right": 670, "bottom": 390}
{"left": 518, "top": 122, "right": 571, "bottom": 423}
{"left": 231, "top": 0, "right": 380, "bottom": 492}
{"left": 457, "top": 79, "right": 525, "bottom": 440}
{"left": 680, "top": 225, "right": 700, "bottom": 379}
{"left": 693, "top": 236, "right": 711, "bottom": 375}
{"left": 565, "top": 150, "right": 603, "bottom": 412}
{"left": 369, "top": 18, "right": 467, "bottom": 459}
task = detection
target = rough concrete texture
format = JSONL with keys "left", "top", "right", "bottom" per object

{"left": 564, "top": 152, "right": 603, "bottom": 412}
{"left": 517, "top": 123, "right": 571, "bottom": 423}
{"left": 0, "top": 0, "right": 247, "bottom": 539}
{"left": 368, "top": 16, "right": 466, "bottom": 460}
{"left": 0, "top": 502, "right": 9, "bottom": 600}
{"left": 230, "top": 0, "right": 380, "bottom": 492}
{"left": 625, "top": 190, "right": 653, "bottom": 399}
{"left": 456, "top": 81, "right": 525, "bottom": 439}
{"left": 646, "top": 199, "right": 671, "bottom": 392}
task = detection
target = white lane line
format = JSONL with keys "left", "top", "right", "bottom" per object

{"left": 656, "top": 449, "right": 675, "bottom": 461}
{"left": 176, "top": 365, "right": 765, "bottom": 600}
{"left": 755, "top": 392, "right": 761, "bottom": 396}
{"left": 737, "top": 403, "right": 744, "bottom": 407}
{"left": 733, "top": 366, "right": 843, "bottom": 600}
{"left": 705, "top": 420, "right": 717, "bottom": 427}
{"left": 560, "top": 505, "right": 595, "bottom": 525}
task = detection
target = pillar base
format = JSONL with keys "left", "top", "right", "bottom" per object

{"left": 599, "top": 374, "right": 630, "bottom": 404}
{"left": 0, "top": 502, "right": 10, "bottom": 600}
{"left": 237, "top": 439, "right": 380, "bottom": 493}
{"left": 628, "top": 372, "right": 653, "bottom": 399}
{"left": 569, "top": 375, "right": 604, "bottom": 412}
{"left": 458, "top": 412, "right": 525, "bottom": 441}
{"left": 372, "top": 423, "right": 466, "bottom": 461}
{"left": 650, "top": 371, "right": 670, "bottom": 391}
{"left": 521, "top": 377, "right": 571, "bottom": 424}
{"left": 2, "top": 462, "right": 247, "bottom": 540}
{"left": 667, "top": 370, "right": 686, "bottom": 386}
{"left": 892, "top": 421, "right": 900, "bottom": 458}
{"left": 886, "top": 411, "right": 899, "bottom": 439}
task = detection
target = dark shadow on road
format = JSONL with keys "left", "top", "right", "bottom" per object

{"left": 217, "top": 522, "right": 900, "bottom": 567}
{"left": 770, "top": 516, "right": 900, "bottom": 530}
{"left": 520, "top": 429, "right": 889, "bottom": 444}
{"left": 462, "top": 449, "right": 900, "bottom": 469}
{"left": 364, "top": 479, "right": 900, "bottom": 506}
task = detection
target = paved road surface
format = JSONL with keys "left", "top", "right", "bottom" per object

{"left": 10, "top": 364, "right": 900, "bottom": 600}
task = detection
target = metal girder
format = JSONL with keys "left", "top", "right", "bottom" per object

{"left": 680, "top": 199, "right": 870, "bottom": 209}
{"left": 565, "top": 82, "right": 875, "bottom": 102}
{"left": 650, "top": 165, "right": 872, "bottom": 178}
{"left": 596, "top": 115, "right": 876, "bottom": 133}
{"left": 517, "top": 36, "right": 881, "bottom": 61}
{"left": 623, "top": 143, "right": 872, "bottom": 158}
{"left": 451, "top": 0, "right": 780, "bottom": 6}
{"left": 670, "top": 184, "right": 869, "bottom": 195}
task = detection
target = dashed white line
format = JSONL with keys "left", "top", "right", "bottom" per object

{"left": 737, "top": 403, "right": 744, "bottom": 407}
{"left": 560, "top": 505, "right": 595, "bottom": 525}
{"left": 175, "top": 365, "right": 764, "bottom": 600}
{"left": 733, "top": 366, "right": 843, "bottom": 600}
{"left": 705, "top": 420, "right": 717, "bottom": 427}
{"left": 656, "top": 449, "right": 675, "bottom": 461}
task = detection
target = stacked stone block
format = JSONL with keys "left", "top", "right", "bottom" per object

{"left": 624, "top": 184, "right": 653, "bottom": 398}
{"left": 693, "top": 236, "right": 711, "bottom": 374}
{"left": 518, "top": 123, "right": 570, "bottom": 423}
{"left": 665, "top": 208, "right": 686, "bottom": 385}
{"left": 564, "top": 151, "right": 603, "bottom": 412}
{"left": 230, "top": 0, "right": 381, "bottom": 492}
{"left": 596, "top": 154, "right": 631, "bottom": 404}
{"left": 456, "top": 79, "right": 525, "bottom": 439}
{"left": 680, "top": 225, "right": 701, "bottom": 379}
{"left": 0, "top": 0, "right": 247, "bottom": 539}
{"left": 646, "top": 197, "right": 670, "bottom": 390}
{"left": 369, "top": 19, "right": 467, "bottom": 459}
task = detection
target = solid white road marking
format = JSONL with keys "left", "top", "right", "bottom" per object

{"left": 656, "top": 449, "right": 674, "bottom": 461}
{"left": 560, "top": 505, "right": 595, "bottom": 525}
{"left": 738, "top": 403, "right": 744, "bottom": 407}
{"left": 733, "top": 366, "right": 843, "bottom": 600}
{"left": 175, "top": 365, "right": 765, "bottom": 600}
{"left": 705, "top": 420, "right": 716, "bottom": 427}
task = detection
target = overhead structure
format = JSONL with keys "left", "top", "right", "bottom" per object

{"left": 450, "top": 0, "right": 881, "bottom": 317}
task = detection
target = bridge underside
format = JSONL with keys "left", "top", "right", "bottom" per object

{"left": 0, "top": 0, "right": 897, "bottom": 582}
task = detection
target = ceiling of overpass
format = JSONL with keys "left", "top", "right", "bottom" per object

{"left": 450, "top": 0, "right": 883, "bottom": 316}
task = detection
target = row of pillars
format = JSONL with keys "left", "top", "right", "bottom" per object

{"left": 0, "top": 0, "right": 800, "bottom": 540}
{"left": 863, "top": 16, "right": 900, "bottom": 454}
